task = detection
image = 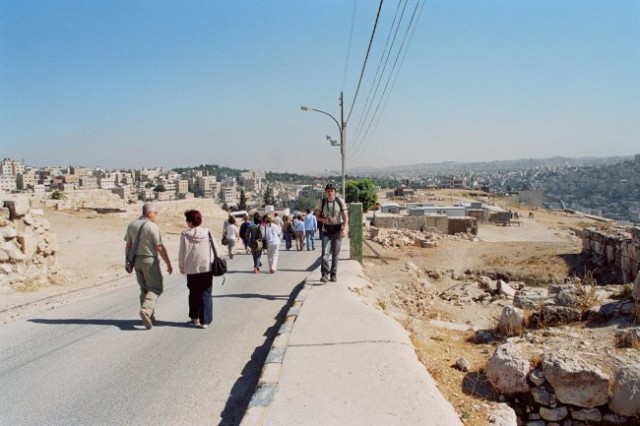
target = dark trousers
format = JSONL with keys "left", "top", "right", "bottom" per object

{"left": 321, "top": 233, "right": 342, "bottom": 277}
{"left": 187, "top": 272, "right": 213, "bottom": 325}
{"left": 252, "top": 249, "right": 262, "bottom": 269}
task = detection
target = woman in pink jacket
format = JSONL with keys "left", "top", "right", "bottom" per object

{"left": 179, "top": 209, "right": 216, "bottom": 329}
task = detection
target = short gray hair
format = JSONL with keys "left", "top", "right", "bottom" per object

{"left": 142, "top": 202, "right": 158, "bottom": 215}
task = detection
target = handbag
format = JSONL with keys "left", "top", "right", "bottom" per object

{"left": 209, "top": 232, "right": 227, "bottom": 276}
{"left": 125, "top": 222, "right": 146, "bottom": 273}
{"left": 221, "top": 235, "right": 228, "bottom": 246}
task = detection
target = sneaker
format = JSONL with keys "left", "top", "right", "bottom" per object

{"left": 190, "top": 318, "right": 200, "bottom": 326}
{"left": 330, "top": 275, "right": 337, "bottom": 282}
{"left": 321, "top": 274, "right": 329, "bottom": 283}
{"left": 140, "top": 311, "right": 153, "bottom": 330}
{"left": 200, "top": 324, "right": 209, "bottom": 329}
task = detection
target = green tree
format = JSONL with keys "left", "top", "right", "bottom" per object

{"left": 263, "top": 185, "right": 274, "bottom": 207}
{"left": 154, "top": 184, "right": 166, "bottom": 192}
{"left": 345, "top": 179, "right": 377, "bottom": 212}
{"left": 238, "top": 187, "right": 248, "bottom": 210}
{"left": 295, "top": 195, "right": 318, "bottom": 212}
{"left": 50, "top": 189, "right": 67, "bottom": 200}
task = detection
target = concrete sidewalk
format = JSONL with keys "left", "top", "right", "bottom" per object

{"left": 242, "top": 241, "right": 462, "bottom": 426}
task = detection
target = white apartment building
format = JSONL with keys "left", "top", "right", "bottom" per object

{"left": 98, "top": 177, "right": 116, "bottom": 190}
{"left": 17, "top": 172, "right": 38, "bottom": 190}
{"left": 0, "top": 175, "right": 16, "bottom": 192}
{"left": 195, "top": 176, "right": 218, "bottom": 198}
{"left": 0, "top": 158, "right": 25, "bottom": 176}
{"left": 175, "top": 179, "right": 189, "bottom": 194}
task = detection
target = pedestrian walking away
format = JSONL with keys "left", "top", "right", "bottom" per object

{"left": 264, "top": 215, "right": 282, "bottom": 273}
{"left": 246, "top": 212, "right": 264, "bottom": 273}
{"left": 317, "top": 184, "right": 348, "bottom": 283}
{"left": 179, "top": 209, "right": 216, "bottom": 329}
{"left": 303, "top": 208, "right": 317, "bottom": 251}
{"left": 224, "top": 215, "right": 240, "bottom": 259}
{"left": 282, "top": 215, "right": 294, "bottom": 251}
{"left": 239, "top": 214, "right": 252, "bottom": 254}
{"left": 124, "top": 202, "right": 173, "bottom": 329}
{"left": 293, "top": 214, "right": 305, "bottom": 251}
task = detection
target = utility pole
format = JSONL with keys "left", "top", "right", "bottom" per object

{"left": 301, "top": 92, "right": 347, "bottom": 201}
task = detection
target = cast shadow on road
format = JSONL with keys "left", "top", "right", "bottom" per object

{"left": 212, "top": 293, "right": 289, "bottom": 301}
{"left": 218, "top": 280, "right": 306, "bottom": 426}
{"left": 28, "top": 318, "right": 194, "bottom": 331}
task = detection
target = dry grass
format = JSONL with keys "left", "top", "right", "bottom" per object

{"left": 410, "top": 327, "right": 497, "bottom": 425}
{"left": 571, "top": 272, "right": 600, "bottom": 314}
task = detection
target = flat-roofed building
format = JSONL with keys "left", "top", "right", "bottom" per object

{"left": 98, "top": 177, "right": 116, "bottom": 190}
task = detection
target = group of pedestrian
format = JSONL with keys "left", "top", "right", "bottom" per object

{"left": 124, "top": 182, "right": 348, "bottom": 330}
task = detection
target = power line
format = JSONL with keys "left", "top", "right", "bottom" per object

{"left": 350, "top": 0, "right": 408, "bottom": 153}
{"left": 346, "top": 0, "right": 384, "bottom": 124}
{"left": 341, "top": 0, "right": 358, "bottom": 91}
{"left": 350, "top": 0, "right": 424, "bottom": 160}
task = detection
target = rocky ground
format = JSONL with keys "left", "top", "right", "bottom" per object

{"left": 1, "top": 192, "right": 638, "bottom": 425}
{"left": 358, "top": 192, "right": 639, "bottom": 425}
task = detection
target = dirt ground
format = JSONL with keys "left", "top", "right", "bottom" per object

{"left": 0, "top": 192, "right": 635, "bottom": 425}
{"left": 358, "top": 191, "right": 637, "bottom": 425}
{"left": 0, "top": 198, "right": 229, "bottom": 322}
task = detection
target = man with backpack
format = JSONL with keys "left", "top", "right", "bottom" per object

{"left": 317, "top": 183, "right": 348, "bottom": 282}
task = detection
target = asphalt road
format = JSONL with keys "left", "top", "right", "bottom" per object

{"left": 0, "top": 248, "right": 320, "bottom": 426}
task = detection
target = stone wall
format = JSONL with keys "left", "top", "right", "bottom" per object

{"left": 582, "top": 226, "right": 640, "bottom": 283}
{"left": 372, "top": 213, "right": 476, "bottom": 235}
{"left": 0, "top": 197, "right": 62, "bottom": 293}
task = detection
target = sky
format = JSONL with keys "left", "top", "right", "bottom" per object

{"left": 1, "top": 0, "right": 638, "bottom": 174}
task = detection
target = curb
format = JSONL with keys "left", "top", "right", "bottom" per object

{"left": 240, "top": 283, "right": 311, "bottom": 426}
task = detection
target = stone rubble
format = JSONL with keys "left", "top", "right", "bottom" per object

{"left": 375, "top": 224, "right": 640, "bottom": 425}
{"left": 0, "top": 198, "right": 65, "bottom": 293}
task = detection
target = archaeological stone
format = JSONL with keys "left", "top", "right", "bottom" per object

{"left": 539, "top": 406, "right": 567, "bottom": 422}
{"left": 488, "top": 403, "right": 517, "bottom": 426}
{"left": 486, "top": 342, "right": 531, "bottom": 395}
{"left": 608, "top": 365, "right": 640, "bottom": 417}
{"left": 542, "top": 351, "right": 610, "bottom": 408}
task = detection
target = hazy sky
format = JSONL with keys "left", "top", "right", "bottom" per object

{"left": 1, "top": 1, "right": 638, "bottom": 173}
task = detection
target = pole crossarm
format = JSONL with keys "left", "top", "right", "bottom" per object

{"left": 300, "top": 92, "right": 346, "bottom": 201}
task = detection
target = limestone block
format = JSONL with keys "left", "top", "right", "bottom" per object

{"left": 541, "top": 305, "right": 581, "bottom": 326}
{"left": 486, "top": 342, "right": 531, "bottom": 395}
{"left": 4, "top": 198, "right": 30, "bottom": 219}
{"left": 542, "top": 350, "right": 609, "bottom": 408}
{"left": 570, "top": 407, "right": 602, "bottom": 422}
{"left": 609, "top": 365, "right": 640, "bottom": 417}
{"left": 539, "top": 406, "right": 567, "bottom": 422}
{"left": 16, "top": 234, "right": 36, "bottom": 257}
{"left": 0, "top": 225, "right": 17, "bottom": 240}
{"left": 513, "top": 289, "right": 548, "bottom": 310}
{"left": 0, "top": 249, "right": 9, "bottom": 262}
{"left": 0, "top": 207, "right": 10, "bottom": 220}
{"left": 23, "top": 213, "right": 34, "bottom": 226}
{"left": 1, "top": 264, "right": 12, "bottom": 274}
{"left": 498, "top": 280, "right": 517, "bottom": 297}
{"left": 487, "top": 403, "right": 517, "bottom": 426}
{"left": 7, "top": 246, "right": 27, "bottom": 262}
{"left": 531, "top": 386, "right": 555, "bottom": 406}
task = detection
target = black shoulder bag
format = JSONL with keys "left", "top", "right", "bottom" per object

{"left": 126, "top": 222, "right": 146, "bottom": 273}
{"left": 208, "top": 231, "right": 227, "bottom": 276}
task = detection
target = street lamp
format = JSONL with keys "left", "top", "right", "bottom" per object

{"left": 300, "top": 92, "right": 346, "bottom": 201}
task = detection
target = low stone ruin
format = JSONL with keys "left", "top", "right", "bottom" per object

{"left": 485, "top": 344, "right": 640, "bottom": 423}
{"left": 0, "top": 198, "right": 64, "bottom": 293}
{"left": 368, "top": 226, "right": 476, "bottom": 250}
{"left": 582, "top": 225, "right": 640, "bottom": 284}
{"left": 404, "top": 263, "right": 640, "bottom": 425}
